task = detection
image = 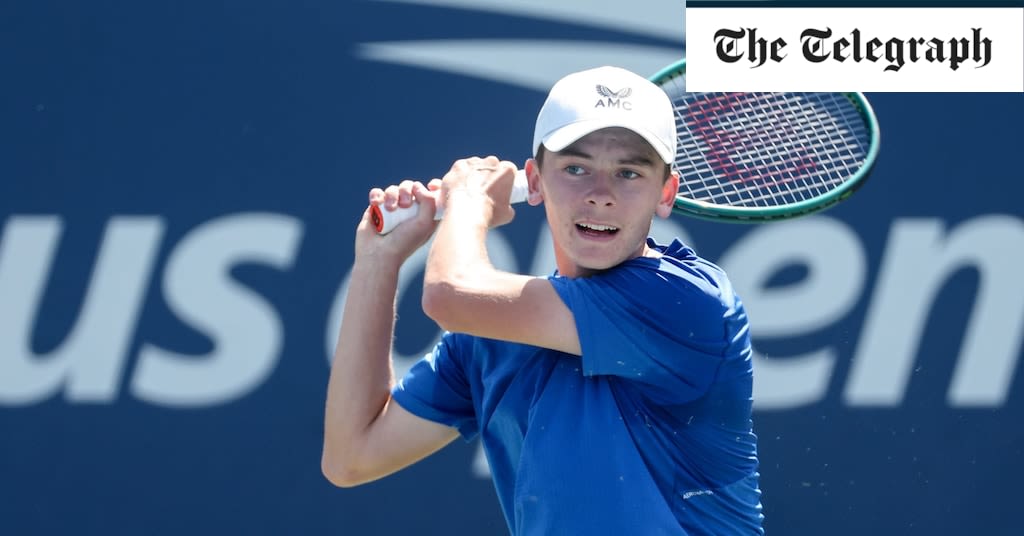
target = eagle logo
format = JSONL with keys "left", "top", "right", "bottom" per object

{"left": 596, "top": 85, "right": 632, "bottom": 98}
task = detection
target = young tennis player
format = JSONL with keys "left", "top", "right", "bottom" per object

{"left": 322, "top": 66, "right": 764, "bottom": 535}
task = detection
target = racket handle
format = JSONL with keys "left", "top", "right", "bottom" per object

{"left": 370, "top": 170, "right": 529, "bottom": 234}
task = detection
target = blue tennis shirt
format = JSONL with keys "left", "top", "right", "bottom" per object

{"left": 393, "top": 238, "right": 763, "bottom": 535}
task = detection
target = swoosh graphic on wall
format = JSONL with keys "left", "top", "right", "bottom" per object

{"left": 359, "top": 0, "right": 684, "bottom": 91}
{"left": 372, "top": 0, "right": 686, "bottom": 42}
{"left": 356, "top": 40, "right": 682, "bottom": 92}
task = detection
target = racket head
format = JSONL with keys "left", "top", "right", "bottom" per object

{"left": 650, "top": 59, "right": 881, "bottom": 223}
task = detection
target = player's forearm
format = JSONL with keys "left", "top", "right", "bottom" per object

{"left": 422, "top": 191, "right": 497, "bottom": 328}
{"left": 322, "top": 256, "right": 401, "bottom": 480}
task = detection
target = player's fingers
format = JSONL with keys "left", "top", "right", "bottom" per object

{"left": 472, "top": 155, "right": 499, "bottom": 165}
{"left": 464, "top": 155, "right": 500, "bottom": 171}
{"left": 411, "top": 182, "right": 437, "bottom": 220}
{"left": 397, "top": 180, "right": 417, "bottom": 208}
{"left": 496, "top": 159, "right": 517, "bottom": 173}
{"left": 382, "top": 184, "right": 401, "bottom": 211}
{"left": 368, "top": 187, "right": 385, "bottom": 206}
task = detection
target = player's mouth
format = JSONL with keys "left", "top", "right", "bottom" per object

{"left": 576, "top": 222, "right": 619, "bottom": 238}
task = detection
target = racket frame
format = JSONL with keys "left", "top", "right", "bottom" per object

{"left": 650, "top": 59, "right": 881, "bottom": 223}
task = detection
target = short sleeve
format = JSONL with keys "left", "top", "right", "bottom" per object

{"left": 548, "top": 256, "right": 733, "bottom": 405}
{"left": 391, "top": 334, "right": 479, "bottom": 440}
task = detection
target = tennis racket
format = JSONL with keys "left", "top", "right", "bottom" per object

{"left": 371, "top": 58, "right": 879, "bottom": 232}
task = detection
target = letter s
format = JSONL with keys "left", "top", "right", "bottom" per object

{"left": 131, "top": 213, "right": 302, "bottom": 407}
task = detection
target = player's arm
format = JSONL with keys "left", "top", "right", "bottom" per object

{"left": 322, "top": 184, "right": 459, "bottom": 488}
{"left": 421, "top": 157, "right": 582, "bottom": 356}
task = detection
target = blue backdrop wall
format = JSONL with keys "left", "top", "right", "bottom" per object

{"left": 2, "top": 1, "right": 1022, "bottom": 535}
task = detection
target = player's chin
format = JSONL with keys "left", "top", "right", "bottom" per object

{"left": 561, "top": 230, "right": 643, "bottom": 274}
{"left": 571, "top": 248, "right": 632, "bottom": 274}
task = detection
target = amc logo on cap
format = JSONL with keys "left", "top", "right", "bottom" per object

{"left": 595, "top": 84, "right": 633, "bottom": 110}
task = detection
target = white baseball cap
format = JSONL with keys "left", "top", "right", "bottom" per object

{"left": 532, "top": 65, "right": 677, "bottom": 165}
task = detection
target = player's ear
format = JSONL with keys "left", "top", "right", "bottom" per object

{"left": 655, "top": 170, "right": 678, "bottom": 219}
{"left": 525, "top": 158, "right": 544, "bottom": 206}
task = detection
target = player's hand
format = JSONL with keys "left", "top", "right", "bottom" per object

{"left": 356, "top": 179, "right": 442, "bottom": 264}
{"left": 440, "top": 156, "right": 518, "bottom": 228}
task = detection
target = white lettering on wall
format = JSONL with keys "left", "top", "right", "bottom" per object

{"left": 845, "top": 215, "right": 1024, "bottom": 407}
{"left": 1, "top": 213, "right": 1020, "bottom": 409}
{"left": 0, "top": 216, "right": 163, "bottom": 404}
{"left": 0, "top": 213, "right": 302, "bottom": 407}
{"left": 133, "top": 213, "right": 302, "bottom": 407}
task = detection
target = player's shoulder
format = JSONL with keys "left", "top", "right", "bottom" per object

{"left": 639, "top": 238, "right": 730, "bottom": 288}
{"left": 627, "top": 238, "right": 748, "bottom": 320}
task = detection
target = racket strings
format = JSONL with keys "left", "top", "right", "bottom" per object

{"left": 663, "top": 76, "right": 871, "bottom": 209}
{"left": 680, "top": 94, "right": 865, "bottom": 206}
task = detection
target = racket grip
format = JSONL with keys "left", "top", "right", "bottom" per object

{"left": 370, "top": 170, "right": 529, "bottom": 234}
